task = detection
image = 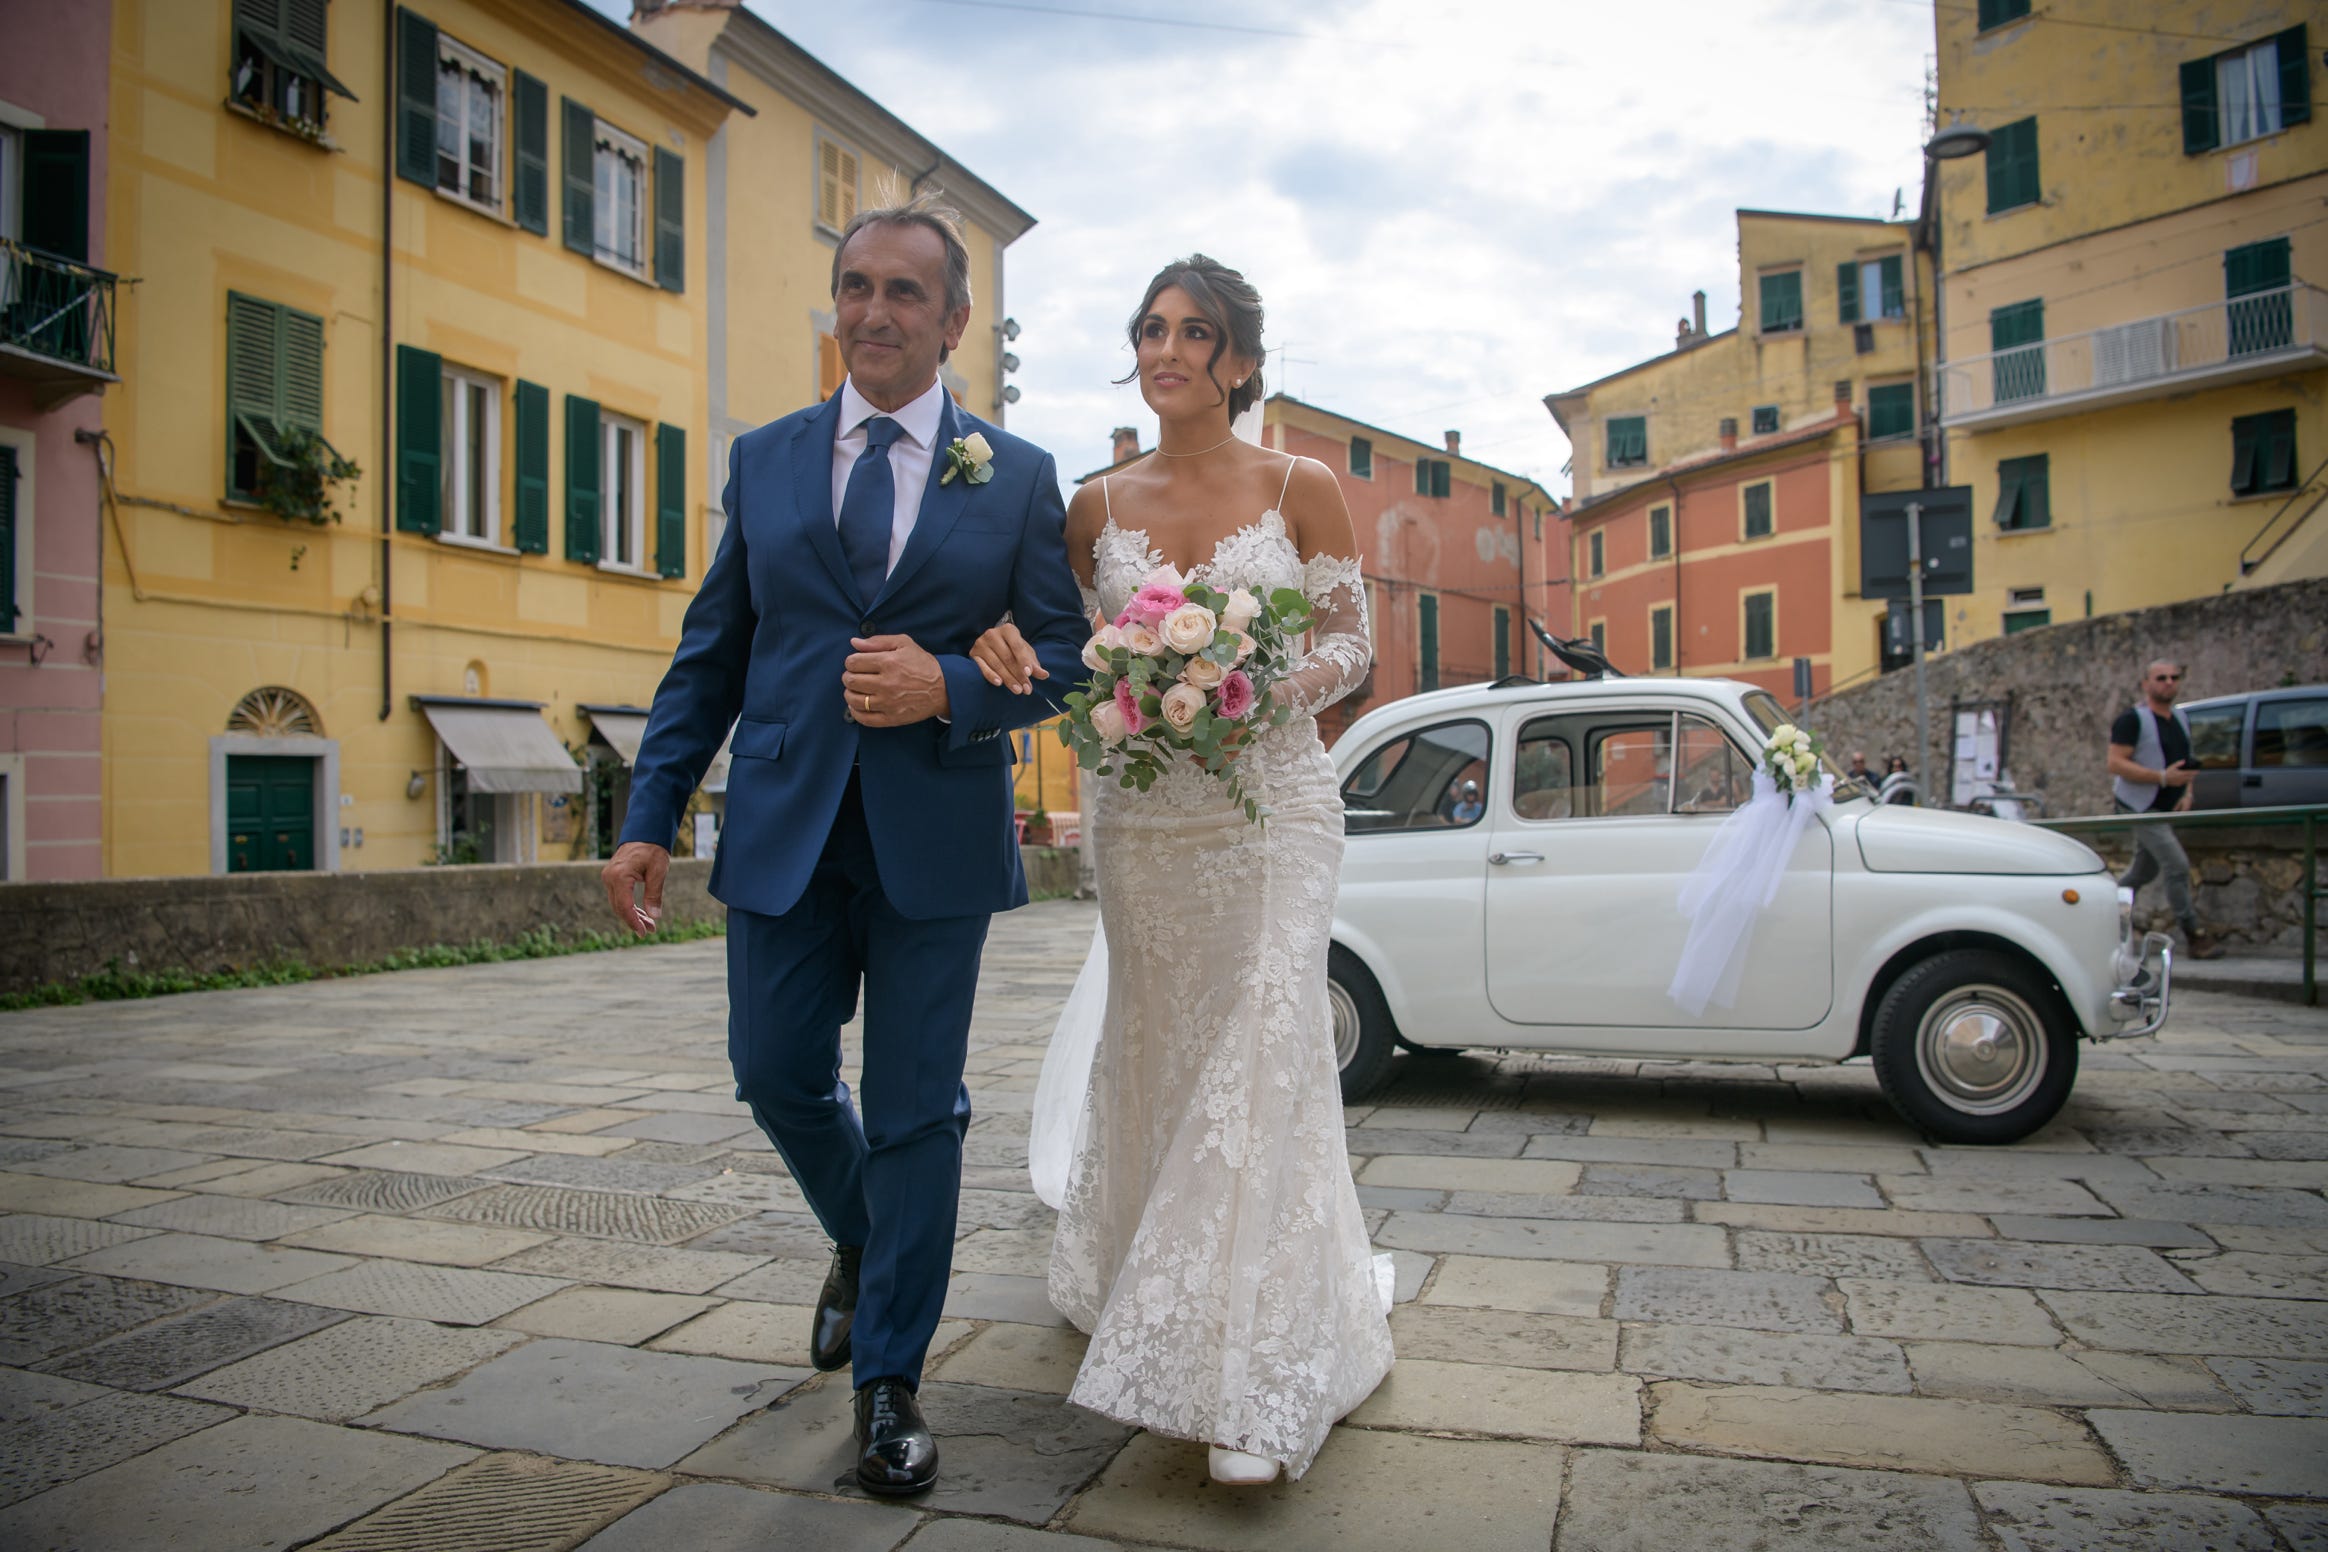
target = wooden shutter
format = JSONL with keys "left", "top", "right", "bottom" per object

{"left": 2180, "top": 56, "right": 2220, "bottom": 154}
{"left": 1879, "top": 255, "right": 1904, "bottom": 318}
{"left": 1836, "top": 262, "right": 1859, "bottom": 324}
{"left": 2226, "top": 237, "right": 2292, "bottom": 297}
{"left": 565, "top": 394, "right": 601, "bottom": 562}
{"left": 395, "top": 345, "right": 442, "bottom": 535}
{"left": 280, "top": 307, "right": 323, "bottom": 433}
{"left": 226, "top": 293, "right": 288, "bottom": 488}
{"left": 2279, "top": 26, "right": 2311, "bottom": 128}
{"left": 1745, "top": 594, "right": 1773, "bottom": 659}
{"left": 1417, "top": 594, "right": 1439, "bottom": 691}
{"left": 512, "top": 71, "right": 548, "bottom": 235}
{"left": 285, "top": 0, "right": 327, "bottom": 58}
{"left": 1494, "top": 607, "right": 1511, "bottom": 679}
{"left": 1744, "top": 483, "right": 1772, "bottom": 538}
{"left": 1987, "top": 118, "right": 2038, "bottom": 212}
{"left": 1493, "top": 482, "right": 1506, "bottom": 517}
{"left": 2018, "top": 455, "right": 2049, "bottom": 527}
{"left": 2266, "top": 410, "right": 2298, "bottom": 489}
{"left": 513, "top": 380, "right": 549, "bottom": 553}
{"left": 818, "top": 138, "right": 858, "bottom": 230}
{"left": 1652, "top": 607, "right": 1671, "bottom": 670}
{"left": 653, "top": 148, "right": 684, "bottom": 293}
{"left": 1350, "top": 436, "right": 1370, "bottom": 477}
{"left": 21, "top": 130, "right": 89, "bottom": 262}
{"left": 562, "top": 98, "right": 596, "bottom": 256}
{"left": 1990, "top": 299, "right": 2043, "bottom": 350}
{"left": 395, "top": 8, "right": 437, "bottom": 187}
{"left": 0, "top": 444, "right": 17, "bottom": 633}
{"left": 653, "top": 424, "right": 686, "bottom": 578}
{"left": 1432, "top": 461, "right": 1451, "bottom": 499}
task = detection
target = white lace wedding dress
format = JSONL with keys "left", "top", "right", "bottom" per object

{"left": 1040, "top": 467, "right": 1394, "bottom": 1480}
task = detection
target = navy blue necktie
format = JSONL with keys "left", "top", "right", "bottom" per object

{"left": 837, "top": 416, "right": 904, "bottom": 606}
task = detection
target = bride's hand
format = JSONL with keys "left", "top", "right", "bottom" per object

{"left": 970, "top": 622, "right": 1046, "bottom": 695}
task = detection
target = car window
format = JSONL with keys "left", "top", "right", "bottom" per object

{"left": 1342, "top": 719, "right": 1491, "bottom": 833}
{"left": 2255, "top": 698, "right": 2328, "bottom": 769}
{"left": 2185, "top": 703, "right": 2245, "bottom": 770}
{"left": 1674, "top": 716, "right": 1751, "bottom": 814}
{"left": 1513, "top": 723, "right": 1576, "bottom": 821}
{"left": 1595, "top": 725, "right": 1672, "bottom": 817}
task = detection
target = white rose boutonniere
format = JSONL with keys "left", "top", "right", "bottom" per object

{"left": 940, "top": 431, "right": 995, "bottom": 486}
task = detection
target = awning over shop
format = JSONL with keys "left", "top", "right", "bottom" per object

{"left": 579, "top": 704, "right": 652, "bottom": 767}
{"left": 412, "top": 696, "right": 582, "bottom": 794}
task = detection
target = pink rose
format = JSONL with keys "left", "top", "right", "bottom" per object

{"left": 1124, "top": 583, "right": 1187, "bottom": 628}
{"left": 1112, "top": 676, "right": 1148, "bottom": 735}
{"left": 1088, "top": 698, "right": 1129, "bottom": 743}
{"left": 1214, "top": 670, "right": 1256, "bottom": 720}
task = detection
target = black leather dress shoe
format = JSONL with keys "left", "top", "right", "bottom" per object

{"left": 854, "top": 1377, "right": 938, "bottom": 1495}
{"left": 811, "top": 1245, "right": 861, "bottom": 1373}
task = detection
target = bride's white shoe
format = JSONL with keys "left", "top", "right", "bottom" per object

{"left": 1207, "top": 1446, "right": 1280, "bottom": 1485}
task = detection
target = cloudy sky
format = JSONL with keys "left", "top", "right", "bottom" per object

{"left": 596, "top": 0, "right": 1938, "bottom": 492}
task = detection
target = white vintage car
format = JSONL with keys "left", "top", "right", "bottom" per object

{"left": 1325, "top": 675, "right": 2171, "bottom": 1144}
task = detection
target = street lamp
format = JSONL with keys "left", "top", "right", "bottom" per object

{"left": 1923, "top": 124, "right": 1991, "bottom": 160}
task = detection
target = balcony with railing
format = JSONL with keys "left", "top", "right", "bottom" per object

{"left": 1, "top": 240, "right": 120, "bottom": 398}
{"left": 1938, "top": 284, "right": 2328, "bottom": 431}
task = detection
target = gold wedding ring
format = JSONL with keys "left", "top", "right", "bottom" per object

{"left": 861, "top": 692, "right": 872, "bottom": 714}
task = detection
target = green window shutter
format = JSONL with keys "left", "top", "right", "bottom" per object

{"left": 1650, "top": 506, "right": 1670, "bottom": 557}
{"left": 2226, "top": 237, "right": 2292, "bottom": 296}
{"left": 1995, "top": 454, "right": 2049, "bottom": 529}
{"left": 1987, "top": 117, "right": 2039, "bottom": 213}
{"left": 1607, "top": 416, "right": 1646, "bottom": 466}
{"left": 1759, "top": 271, "right": 1802, "bottom": 331}
{"left": 394, "top": 8, "right": 437, "bottom": 187}
{"left": 280, "top": 308, "right": 323, "bottom": 431}
{"left": 1744, "top": 483, "right": 1772, "bottom": 538}
{"left": 1652, "top": 607, "right": 1671, "bottom": 670}
{"left": 654, "top": 423, "right": 686, "bottom": 577}
{"left": 1836, "top": 261, "right": 1859, "bottom": 324}
{"left": 565, "top": 393, "right": 601, "bottom": 562}
{"left": 2279, "top": 26, "right": 2311, "bottom": 128}
{"left": 1414, "top": 459, "right": 1430, "bottom": 495}
{"left": 562, "top": 98, "right": 596, "bottom": 257}
{"left": 1879, "top": 255, "right": 1904, "bottom": 318}
{"left": 1993, "top": 458, "right": 2025, "bottom": 528}
{"left": 1991, "top": 299, "right": 2043, "bottom": 349}
{"left": 2231, "top": 416, "right": 2261, "bottom": 495}
{"left": 395, "top": 345, "right": 442, "bottom": 536}
{"left": 226, "top": 292, "right": 291, "bottom": 493}
{"left": 1493, "top": 482, "right": 1506, "bottom": 517}
{"left": 512, "top": 71, "right": 549, "bottom": 236}
{"left": 20, "top": 130, "right": 90, "bottom": 262}
{"left": 1494, "top": 607, "right": 1511, "bottom": 679}
{"left": 1745, "top": 594, "right": 1773, "bottom": 659}
{"left": 1977, "top": 0, "right": 2028, "bottom": 28}
{"left": 0, "top": 444, "right": 17, "bottom": 633}
{"left": 1350, "top": 436, "right": 1370, "bottom": 477}
{"left": 1867, "top": 383, "right": 1914, "bottom": 440}
{"left": 2267, "top": 409, "right": 2298, "bottom": 490}
{"left": 513, "top": 380, "right": 549, "bottom": 553}
{"left": 2181, "top": 56, "right": 2221, "bottom": 154}
{"left": 284, "top": 0, "right": 326, "bottom": 57}
{"left": 1417, "top": 594, "right": 1439, "bottom": 691}
{"left": 653, "top": 147, "right": 684, "bottom": 293}
{"left": 1431, "top": 460, "right": 1451, "bottom": 499}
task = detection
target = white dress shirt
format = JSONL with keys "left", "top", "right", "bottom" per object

{"left": 831, "top": 376, "right": 946, "bottom": 582}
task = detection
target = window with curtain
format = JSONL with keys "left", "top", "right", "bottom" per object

{"left": 2183, "top": 28, "right": 2309, "bottom": 154}
{"left": 1994, "top": 453, "right": 2051, "bottom": 531}
{"left": 435, "top": 36, "right": 504, "bottom": 212}
{"left": 439, "top": 365, "right": 501, "bottom": 544}
{"left": 1649, "top": 504, "right": 1671, "bottom": 559}
{"left": 1605, "top": 416, "right": 1646, "bottom": 467}
{"left": 1742, "top": 481, "right": 1773, "bottom": 539}
{"left": 1759, "top": 270, "right": 1803, "bottom": 333}
{"left": 601, "top": 412, "right": 647, "bottom": 567}
{"left": 593, "top": 120, "right": 648, "bottom": 275}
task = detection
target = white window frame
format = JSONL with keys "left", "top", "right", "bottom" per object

{"left": 0, "top": 424, "right": 33, "bottom": 643}
{"left": 814, "top": 129, "right": 860, "bottom": 237}
{"left": 600, "top": 411, "right": 648, "bottom": 572}
{"left": 1859, "top": 257, "right": 1906, "bottom": 321}
{"left": 438, "top": 364, "right": 503, "bottom": 548}
{"left": 2217, "top": 39, "right": 2286, "bottom": 148}
{"left": 593, "top": 118, "right": 648, "bottom": 276}
{"left": 434, "top": 34, "right": 505, "bottom": 216}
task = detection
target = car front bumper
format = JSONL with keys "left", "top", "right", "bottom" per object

{"left": 2101, "top": 923, "right": 2173, "bottom": 1041}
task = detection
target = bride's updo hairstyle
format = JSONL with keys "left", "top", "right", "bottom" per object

{"left": 1122, "top": 255, "right": 1266, "bottom": 419}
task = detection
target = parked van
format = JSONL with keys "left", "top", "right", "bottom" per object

{"left": 2181, "top": 685, "right": 2328, "bottom": 809}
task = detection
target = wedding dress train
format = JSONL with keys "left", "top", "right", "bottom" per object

{"left": 1035, "top": 475, "right": 1393, "bottom": 1481}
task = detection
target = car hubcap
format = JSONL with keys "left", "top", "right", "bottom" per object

{"left": 1916, "top": 985, "right": 2047, "bottom": 1115}
{"left": 1328, "top": 978, "right": 1361, "bottom": 1071}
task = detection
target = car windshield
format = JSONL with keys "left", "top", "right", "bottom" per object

{"left": 1740, "top": 691, "right": 1869, "bottom": 797}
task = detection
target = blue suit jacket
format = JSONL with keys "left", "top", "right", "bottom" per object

{"left": 619, "top": 394, "right": 1090, "bottom": 920}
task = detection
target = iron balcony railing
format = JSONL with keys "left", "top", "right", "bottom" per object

{"left": 1939, "top": 283, "right": 2328, "bottom": 427}
{"left": 0, "top": 239, "right": 119, "bottom": 380}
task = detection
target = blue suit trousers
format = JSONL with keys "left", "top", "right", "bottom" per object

{"left": 725, "top": 773, "right": 988, "bottom": 1391}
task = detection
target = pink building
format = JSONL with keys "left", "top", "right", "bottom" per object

{"left": 0, "top": 1, "right": 113, "bottom": 880}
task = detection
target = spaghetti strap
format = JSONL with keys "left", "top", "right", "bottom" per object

{"left": 1275, "top": 456, "right": 1296, "bottom": 512}
{"left": 1102, "top": 476, "right": 1113, "bottom": 522}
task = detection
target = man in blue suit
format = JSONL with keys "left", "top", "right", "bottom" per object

{"left": 602, "top": 193, "right": 1087, "bottom": 1497}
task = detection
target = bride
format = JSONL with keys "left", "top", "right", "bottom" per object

{"left": 968, "top": 255, "right": 1392, "bottom": 1485}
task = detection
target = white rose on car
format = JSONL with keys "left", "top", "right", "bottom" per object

{"left": 1181, "top": 655, "right": 1226, "bottom": 690}
{"left": 1791, "top": 732, "right": 1812, "bottom": 751}
{"left": 1088, "top": 698, "right": 1130, "bottom": 743}
{"left": 1771, "top": 723, "right": 1797, "bottom": 743}
{"left": 1160, "top": 604, "right": 1218, "bottom": 655}
{"left": 1122, "top": 622, "right": 1165, "bottom": 657}
{"left": 1220, "top": 587, "right": 1262, "bottom": 633}
{"left": 1159, "top": 682, "right": 1206, "bottom": 733}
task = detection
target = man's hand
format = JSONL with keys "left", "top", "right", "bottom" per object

{"left": 602, "top": 842, "right": 670, "bottom": 935}
{"left": 2160, "top": 759, "right": 2195, "bottom": 788}
{"left": 842, "top": 635, "right": 951, "bottom": 727}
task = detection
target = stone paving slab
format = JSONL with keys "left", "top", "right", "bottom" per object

{"left": 178, "top": 1312, "right": 526, "bottom": 1421}
{"left": 276, "top": 1211, "right": 556, "bottom": 1265}
{"left": 304, "top": 1452, "right": 669, "bottom": 1552}
{"left": 1733, "top": 1231, "right": 1933, "bottom": 1281}
{"left": 104, "top": 1191, "right": 353, "bottom": 1242}
{"left": 34, "top": 1293, "right": 347, "bottom": 1391}
{"left": 0, "top": 1175, "right": 190, "bottom": 1220}
{"left": 0, "top": 1212, "right": 160, "bottom": 1266}
{"left": 2209, "top": 1356, "right": 2328, "bottom": 1416}
{"left": 579, "top": 1481, "right": 920, "bottom": 1552}
{"left": 1555, "top": 1448, "right": 1983, "bottom": 1551}
{"left": 1971, "top": 1480, "right": 2279, "bottom": 1552}
{"left": 2087, "top": 1408, "right": 2328, "bottom": 1495}
{"left": 494, "top": 1286, "right": 719, "bottom": 1345}
{"left": 271, "top": 1258, "right": 569, "bottom": 1325}
{"left": 59, "top": 1231, "right": 355, "bottom": 1294}
{"left": 421, "top": 1183, "right": 748, "bottom": 1243}
{"left": 1648, "top": 1382, "right": 2116, "bottom": 1485}
{"left": 489, "top": 1236, "right": 770, "bottom": 1295}
{"left": 0, "top": 1413, "right": 474, "bottom": 1549}
{"left": 362, "top": 1336, "right": 805, "bottom": 1468}
{"left": 1622, "top": 1325, "right": 1912, "bottom": 1394}
{"left": 1375, "top": 1210, "right": 1730, "bottom": 1267}
{"left": 0, "top": 1366, "right": 109, "bottom": 1425}
{"left": 0, "top": 1389, "right": 235, "bottom": 1508}
{"left": 1918, "top": 1238, "right": 2200, "bottom": 1294}
{"left": 1416, "top": 1253, "right": 1607, "bottom": 1316}
{"left": 0, "top": 1274, "right": 215, "bottom": 1365}
{"left": 1386, "top": 1302, "right": 1617, "bottom": 1372}
{"left": 274, "top": 1169, "right": 488, "bottom": 1213}
{"left": 1347, "top": 1357, "right": 1640, "bottom": 1444}
{"left": 1839, "top": 1279, "right": 2064, "bottom": 1346}
{"left": 2040, "top": 1290, "right": 2328, "bottom": 1356}
{"left": 14, "top": 1144, "right": 219, "bottom": 1183}
{"left": 1985, "top": 1215, "right": 2214, "bottom": 1249}
{"left": 1612, "top": 1266, "right": 1842, "bottom": 1333}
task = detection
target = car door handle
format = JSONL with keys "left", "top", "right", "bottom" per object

{"left": 1490, "top": 851, "right": 1544, "bottom": 866}
{"left": 2244, "top": 775, "right": 2263, "bottom": 787}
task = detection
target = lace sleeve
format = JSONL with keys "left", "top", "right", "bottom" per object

{"left": 1271, "top": 553, "right": 1370, "bottom": 719}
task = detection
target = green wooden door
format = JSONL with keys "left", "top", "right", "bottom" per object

{"left": 226, "top": 755, "right": 314, "bottom": 872}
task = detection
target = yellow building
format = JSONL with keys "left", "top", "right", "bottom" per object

{"left": 1930, "top": 0, "right": 2327, "bottom": 641}
{"left": 1545, "top": 210, "right": 1936, "bottom": 693}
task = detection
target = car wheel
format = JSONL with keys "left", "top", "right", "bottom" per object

{"left": 1328, "top": 947, "right": 1399, "bottom": 1104}
{"left": 1870, "top": 948, "right": 2077, "bottom": 1145}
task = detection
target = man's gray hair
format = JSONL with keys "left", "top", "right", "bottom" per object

{"left": 829, "top": 189, "right": 975, "bottom": 318}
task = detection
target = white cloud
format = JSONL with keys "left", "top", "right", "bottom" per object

{"left": 601, "top": 0, "right": 1933, "bottom": 491}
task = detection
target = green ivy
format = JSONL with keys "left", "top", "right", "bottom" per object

{"left": 256, "top": 426, "right": 361, "bottom": 527}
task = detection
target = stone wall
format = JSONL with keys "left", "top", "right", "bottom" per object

{"left": 1807, "top": 576, "right": 2328, "bottom": 818}
{"left": 2092, "top": 829, "right": 2324, "bottom": 953}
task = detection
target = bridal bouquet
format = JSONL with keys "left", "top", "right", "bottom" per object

{"left": 1056, "top": 564, "right": 1316, "bottom": 823}
{"left": 1762, "top": 722, "right": 1827, "bottom": 798}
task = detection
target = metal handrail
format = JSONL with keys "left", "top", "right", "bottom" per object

{"left": 0, "top": 238, "right": 118, "bottom": 376}
{"left": 2239, "top": 452, "right": 2328, "bottom": 576}
{"left": 2035, "top": 803, "right": 2325, "bottom": 1006}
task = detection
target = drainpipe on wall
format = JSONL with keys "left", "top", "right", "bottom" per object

{"left": 1665, "top": 472, "right": 1684, "bottom": 675}
{"left": 378, "top": 0, "right": 395, "bottom": 721}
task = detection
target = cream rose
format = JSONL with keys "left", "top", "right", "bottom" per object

{"left": 960, "top": 431, "right": 993, "bottom": 463}
{"left": 1220, "top": 587, "right": 1262, "bottom": 632}
{"left": 1139, "top": 561, "right": 1187, "bottom": 593}
{"left": 1082, "top": 623, "right": 1129, "bottom": 672}
{"left": 1159, "top": 682, "right": 1206, "bottom": 733}
{"left": 1229, "top": 629, "right": 1256, "bottom": 665}
{"left": 1123, "top": 622, "right": 1165, "bottom": 657}
{"left": 1088, "top": 699, "right": 1130, "bottom": 743}
{"left": 1181, "top": 655, "right": 1226, "bottom": 690}
{"left": 1771, "top": 723, "right": 1798, "bottom": 743}
{"left": 1160, "top": 603, "right": 1219, "bottom": 655}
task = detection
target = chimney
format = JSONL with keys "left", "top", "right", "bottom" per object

{"left": 1676, "top": 317, "right": 1694, "bottom": 347}
{"left": 1834, "top": 380, "right": 1854, "bottom": 408}
{"left": 1693, "top": 290, "right": 1708, "bottom": 338}
{"left": 1718, "top": 417, "right": 1738, "bottom": 453}
{"left": 1111, "top": 426, "right": 1140, "bottom": 464}
{"left": 1444, "top": 430, "right": 1462, "bottom": 455}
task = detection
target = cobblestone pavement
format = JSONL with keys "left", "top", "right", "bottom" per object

{"left": 3, "top": 898, "right": 2326, "bottom": 1550}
